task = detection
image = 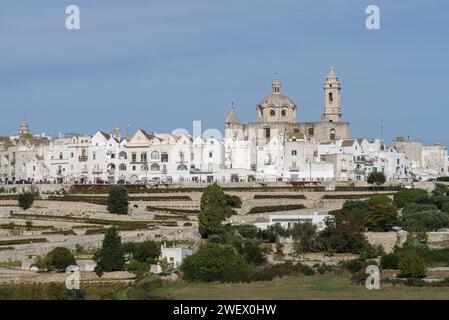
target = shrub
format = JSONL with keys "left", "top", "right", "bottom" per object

{"left": 398, "top": 252, "right": 426, "bottom": 279}
{"left": 365, "top": 204, "right": 399, "bottom": 232}
{"left": 366, "top": 195, "right": 392, "bottom": 206}
{"left": 341, "top": 259, "right": 366, "bottom": 273}
{"left": 240, "top": 240, "right": 266, "bottom": 266}
{"left": 248, "top": 204, "right": 305, "bottom": 214}
{"left": 291, "top": 222, "right": 322, "bottom": 254}
{"left": 225, "top": 194, "right": 242, "bottom": 208}
{"left": 123, "top": 240, "right": 161, "bottom": 263}
{"left": 43, "top": 247, "right": 76, "bottom": 272}
{"left": 381, "top": 253, "right": 400, "bottom": 269}
{"left": 107, "top": 186, "right": 129, "bottom": 214}
{"left": 393, "top": 188, "right": 428, "bottom": 208}
{"left": 401, "top": 209, "right": 449, "bottom": 231}
{"left": 18, "top": 192, "right": 35, "bottom": 210}
{"left": 181, "top": 243, "right": 250, "bottom": 282}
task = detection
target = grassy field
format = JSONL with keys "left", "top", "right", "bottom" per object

{"left": 152, "top": 275, "right": 449, "bottom": 300}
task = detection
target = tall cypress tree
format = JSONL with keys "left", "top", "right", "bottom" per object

{"left": 94, "top": 227, "right": 125, "bottom": 276}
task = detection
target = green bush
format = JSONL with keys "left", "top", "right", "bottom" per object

{"left": 18, "top": 192, "right": 35, "bottom": 210}
{"left": 107, "top": 186, "right": 129, "bottom": 214}
{"left": 225, "top": 194, "right": 242, "bottom": 208}
{"left": 381, "top": 253, "right": 400, "bottom": 269}
{"left": 123, "top": 240, "right": 161, "bottom": 263}
{"left": 181, "top": 243, "right": 250, "bottom": 282}
{"left": 36, "top": 247, "right": 76, "bottom": 272}
{"left": 248, "top": 204, "right": 305, "bottom": 214}
{"left": 393, "top": 188, "right": 428, "bottom": 208}
{"left": 366, "top": 195, "right": 392, "bottom": 206}
{"left": 398, "top": 252, "right": 426, "bottom": 279}
{"left": 401, "top": 209, "right": 449, "bottom": 231}
{"left": 365, "top": 204, "right": 399, "bottom": 232}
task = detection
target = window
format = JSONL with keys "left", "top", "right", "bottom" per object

{"left": 150, "top": 163, "right": 160, "bottom": 171}
{"left": 270, "top": 109, "right": 275, "bottom": 116}
{"left": 119, "top": 151, "right": 127, "bottom": 160}
{"left": 281, "top": 109, "right": 287, "bottom": 116}
{"left": 209, "top": 152, "right": 213, "bottom": 158}
{"left": 329, "top": 129, "right": 336, "bottom": 140}
{"left": 329, "top": 92, "right": 333, "bottom": 103}
{"left": 292, "top": 150, "right": 297, "bottom": 156}
{"left": 111, "top": 154, "right": 116, "bottom": 159}
{"left": 177, "top": 164, "right": 188, "bottom": 171}
{"left": 308, "top": 127, "right": 314, "bottom": 136}
{"left": 141, "top": 164, "right": 148, "bottom": 171}
{"left": 59, "top": 152, "right": 63, "bottom": 160}
{"left": 71, "top": 153, "right": 74, "bottom": 158}
{"left": 161, "top": 153, "right": 168, "bottom": 162}
{"left": 141, "top": 152, "right": 147, "bottom": 162}
{"left": 131, "top": 153, "right": 137, "bottom": 162}
{"left": 119, "top": 164, "right": 127, "bottom": 171}
{"left": 151, "top": 151, "right": 159, "bottom": 160}
{"left": 264, "top": 128, "right": 271, "bottom": 139}
{"left": 132, "top": 165, "right": 136, "bottom": 171}
{"left": 92, "top": 152, "right": 96, "bottom": 160}
{"left": 190, "top": 153, "right": 194, "bottom": 161}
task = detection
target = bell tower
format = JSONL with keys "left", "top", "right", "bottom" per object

{"left": 321, "top": 67, "right": 341, "bottom": 122}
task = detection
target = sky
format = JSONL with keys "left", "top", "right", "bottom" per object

{"left": 0, "top": 0, "right": 448, "bottom": 146}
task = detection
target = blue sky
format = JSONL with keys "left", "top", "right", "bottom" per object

{"left": 0, "top": 0, "right": 448, "bottom": 145}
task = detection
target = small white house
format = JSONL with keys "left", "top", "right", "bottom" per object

{"left": 253, "top": 212, "right": 331, "bottom": 231}
{"left": 150, "top": 244, "right": 193, "bottom": 274}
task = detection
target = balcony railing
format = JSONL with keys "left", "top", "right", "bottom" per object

{"left": 79, "top": 156, "right": 88, "bottom": 162}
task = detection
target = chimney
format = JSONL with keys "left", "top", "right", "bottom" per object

{"left": 113, "top": 128, "right": 121, "bottom": 140}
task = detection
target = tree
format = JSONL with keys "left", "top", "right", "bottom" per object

{"left": 181, "top": 243, "right": 249, "bottom": 282}
{"left": 34, "top": 247, "right": 76, "bottom": 272}
{"left": 94, "top": 227, "right": 125, "bottom": 276}
{"left": 398, "top": 252, "right": 426, "bottom": 279}
{"left": 291, "top": 222, "right": 321, "bottom": 254}
{"left": 132, "top": 241, "right": 161, "bottom": 263}
{"left": 107, "top": 186, "right": 129, "bottom": 214}
{"left": 320, "top": 210, "right": 367, "bottom": 253}
{"left": 240, "top": 239, "right": 266, "bottom": 266}
{"left": 198, "top": 184, "right": 234, "bottom": 238}
{"left": 365, "top": 204, "right": 399, "bottom": 232}
{"left": 393, "top": 188, "right": 428, "bottom": 208}
{"left": 18, "top": 192, "right": 35, "bottom": 210}
{"left": 367, "top": 172, "right": 386, "bottom": 193}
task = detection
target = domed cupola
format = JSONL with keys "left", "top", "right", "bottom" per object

{"left": 256, "top": 75, "right": 297, "bottom": 123}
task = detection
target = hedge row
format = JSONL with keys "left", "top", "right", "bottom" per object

{"left": 334, "top": 186, "right": 401, "bottom": 192}
{"left": 0, "top": 195, "right": 19, "bottom": 200}
{"left": 248, "top": 204, "right": 306, "bottom": 214}
{"left": 47, "top": 195, "right": 107, "bottom": 205}
{"left": 154, "top": 214, "right": 189, "bottom": 221}
{"left": 253, "top": 194, "right": 306, "bottom": 200}
{"left": 9, "top": 213, "right": 162, "bottom": 229}
{"left": 323, "top": 192, "right": 396, "bottom": 200}
{"left": 0, "top": 238, "right": 47, "bottom": 246}
{"left": 146, "top": 206, "right": 199, "bottom": 215}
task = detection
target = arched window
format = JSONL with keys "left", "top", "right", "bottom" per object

{"left": 281, "top": 109, "right": 287, "bottom": 116}
{"left": 177, "top": 164, "right": 188, "bottom": 171}
{"left": 270, "top": 109, "right": 275, "bottom": 116}
{"left": 151, "top": 151, "right": 159, "bottom": 160}
{"left": 308, "top": 127, "right": 314, "bottom": 136}
{"left": 329, "top": 92, "right": 333, "bottom": 104}
{"left": 118, "top": 151, "right": 127, "bottom": 160}
{"left": 150, "top": 163, "right": 160, "bottom": 171}
{"left": 119, "top": 163, "right": 127, "bottom": 171}
{"left": 329, "top": 129, "right": 336, "bottom": 141}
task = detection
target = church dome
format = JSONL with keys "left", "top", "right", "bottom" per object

{"left": 256, "top": 76, "right": 297, "bottom": 123}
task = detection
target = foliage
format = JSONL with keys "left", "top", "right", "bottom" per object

{"left": 18, "top": 192, "right": 35, "bottom": 210}
{"left": 35, "top": 247, "right": 76, "bottom": 272}
{"left": 401, "top": 208, "right": 449, "bottom": 231}
{"left": 198, "top": 184, "right": 235, "bottom": 238}
{"left": 393, "top": 188, "right": 428, "bottom": 208}
{"left": 225, "top": 194, "right": 242, "bottom": 208}
{"left": 181, "top": 243, "right": 250, "bottom": 282}
{"left": 107, "top": 186, "right": 129, "bottom": 214}
{"left": 365, "top": 204, "right": 399, "bottom": 232}
{"left": 381, "top": 253, "right": 400, "bottom": 269}
{"left": 398, "top": 252, "right": 426, "bottom": 279}
{"left": 320, "top": 210, "right": 368, "bottom": 254}
{"left": 365, "top": 195, "right": 392, "bottom": 206}
{"left": 367, "top": 172, "right": 386, "bottom": 190}
{"left": 94, "top": 227, "right": 125, "bottom": 276}
{"left": 291, "top": 222, "right": 322, "bottom": 254}
{"left": 122, "top": 240, "right": 161, "bottom": 263}
{"left": 248, "top": 204, "right": 305, "bottom": 214}
{"left": 240, "top": 239, "right": 266, "bottom": 266}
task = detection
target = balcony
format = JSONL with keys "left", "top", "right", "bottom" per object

{"left": 81, "top": 168, "right": 89, "bottom": 174}
{"left": 79, "top": 156, "right": 88, "bottom": 162}
{"left": 92, "top": 168, "right": 103, "bottom": 174}
{"left": 289, "top": 166, "right": 299, "bottom": 172}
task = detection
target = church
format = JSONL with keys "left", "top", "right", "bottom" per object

{"left": 224, "top": 67, "right": 350, "bottom": 145}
